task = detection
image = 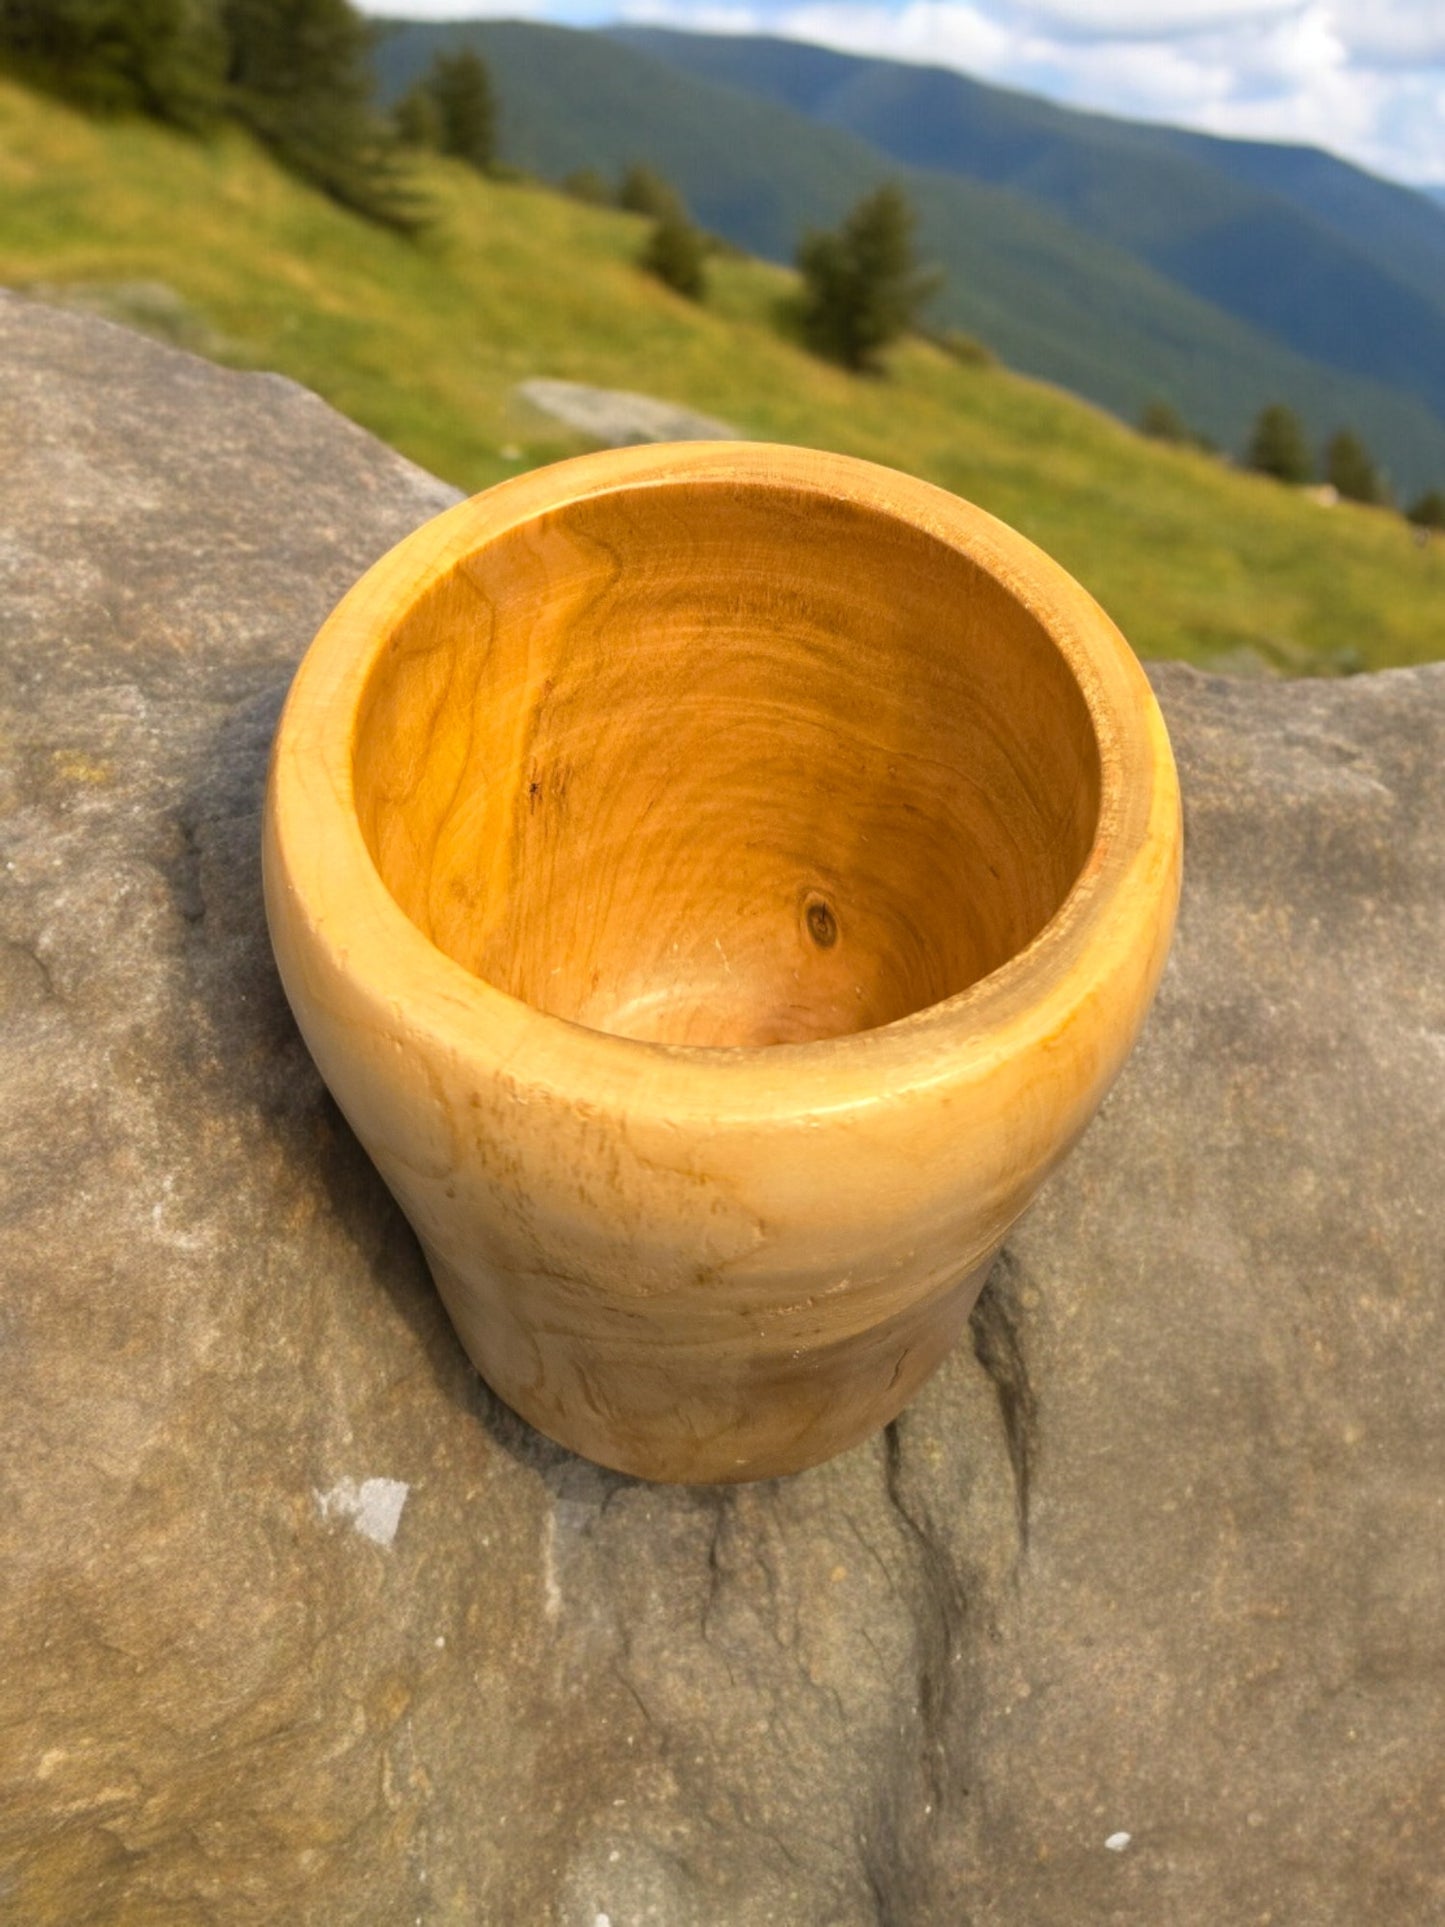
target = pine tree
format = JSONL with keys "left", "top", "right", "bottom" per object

{"left": 1324, "top": 428, "right": 1387, "bottom": 505}
{"left": 561, "top": 167, "right": 609, "bottom": 206}
{"left": 641, "top": 209, "right": 707, "bottom": 301}
{"left": 0, "top": 0, "right": 224, "bottom": 130}
{"left": 617, "top": 164, "right": 684, "bottom": 223}
{"left": 1407, "top": 488, "right": 1445, "bottom": 530}
{"left": 221, "top": 0, "right": 426, "bottom": 233}
{"left": 935, "top": 327, "right": 995, "bottom": 368}
{"left": 1140, "top": 398, "right": 1189, "bottom": 444}
{"left": 394, "top": 82, "right": 441, "bottom": 150}
{"left": 1246, "top": 402, "right": 1311, "bottom": 484}
{"left": 426, "top": 47, "right": 494, "bottom": 173}
{"left": 796, "top": 184, "right": 939, "bottom": 373}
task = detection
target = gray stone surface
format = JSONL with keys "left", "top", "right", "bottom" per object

{"left": 16, "top": 279, "right": 236, "bottom": 359}
{"left": 515, "top": 375, "right": 739, "bottom": 446}
{"left": 2, "top": 293, "right": 1441, "bottom": 1925}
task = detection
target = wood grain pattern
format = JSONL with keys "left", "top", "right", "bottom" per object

{"left": 263, "top": 443, "right": 1181, "bottom": 1481}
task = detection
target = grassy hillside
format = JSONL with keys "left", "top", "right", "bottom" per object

{"left": 2, "top": 75, "right": 1442, "bottom": 677}
{"left": 372, "top": 19, "right": 1445, "bottom": 499}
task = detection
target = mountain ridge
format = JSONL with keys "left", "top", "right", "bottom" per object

{"left": 613, "top": 26, "right": 1445, "bottom": 417}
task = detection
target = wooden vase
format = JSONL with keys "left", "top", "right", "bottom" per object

{"left": 263, "top": 443, "right": 1181, "bottom": 1482}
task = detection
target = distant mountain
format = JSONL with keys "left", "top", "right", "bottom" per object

{"left": 1149, "top": 132, "right": 1445, "bottom": 313}
{"left": 372, "top": 19, "right": 1445, "bottom": 493}
{"left": 615, "top": 28, "right": 1445, "bottom": 426}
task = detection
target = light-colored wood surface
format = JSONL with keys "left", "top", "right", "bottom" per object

{"left": 263, "top": 443, "right": 1181, "bottom": 1481}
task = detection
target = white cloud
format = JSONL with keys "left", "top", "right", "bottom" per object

{"left": 1332, "top": 0, "right": 1445, "bottom": 69}
{"left": 1006, "top": 2, "right": 1303, "bottom": 42}
{"left": 361, "top": 0, "right": 551, "bottom": 17}
{"left": 634, "top": 2, "right": 1020, "bottom": 70}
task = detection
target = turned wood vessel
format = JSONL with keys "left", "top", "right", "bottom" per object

{"left": 263, "top": 443, "right": 1181, "bottom": 1482}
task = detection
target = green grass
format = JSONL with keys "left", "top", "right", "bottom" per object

{"left": 3, "top": 76, "right": 1443, "bottom": 674}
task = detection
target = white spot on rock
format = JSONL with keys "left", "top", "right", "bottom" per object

{"left": 1105, "top": 1831, "right": 1132, "bottom": 1852}
{"left": 315, "top": 1477, "right": 409, "bottom": 1548}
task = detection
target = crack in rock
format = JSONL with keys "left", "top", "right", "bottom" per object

{"left": 881, "top": 1418, "right": 967, "bottom": 1817}
{"left": 968, "top": 1251, "right": 1038, "bottom": 1550}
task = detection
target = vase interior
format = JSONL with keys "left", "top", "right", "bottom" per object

{"left": 352, "top": 479, "right": 1102, "bottom": 1047}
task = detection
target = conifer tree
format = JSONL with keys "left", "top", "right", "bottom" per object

{"left": 0, "top": 0, "right": 224, "bottom": 130}
{"left": 641, "top": 208, "right": 707, "bottom": 301}
{"left": 425, "top": 47, "right": 494, "bottom": 173}
{"left": 394, "top": 82, "right": 441, "bottom": 150}
{"left": 561, "top": 167, "right": 609, "bottom": 205}
{"left": 1140, "top": 398, "right": 1189, "bottom": 444}
{"left": 1246, "top": 402, "right": 1312, "bottom": 483}
{"left": 795, "top": 184, "right": 938, "bottom": 372}
{"left": 220, "top": 0, "right": 425, "bottom": 233}
{"left": 1324, "top": 428, "right": 1387, "bottom": 505}
{"left": 617, "top": 163, "right": 684, "bottom": 223}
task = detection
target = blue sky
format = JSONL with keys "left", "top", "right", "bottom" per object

{"left": 358, "top": 2, "right": 1445, "bottom": 187}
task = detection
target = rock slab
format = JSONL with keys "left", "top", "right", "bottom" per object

{"left": 515, "top": 376, "right": 739, "bottom": 446}
{"left": 2, "top": 294, "right": 1442, "bottom": 1924}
